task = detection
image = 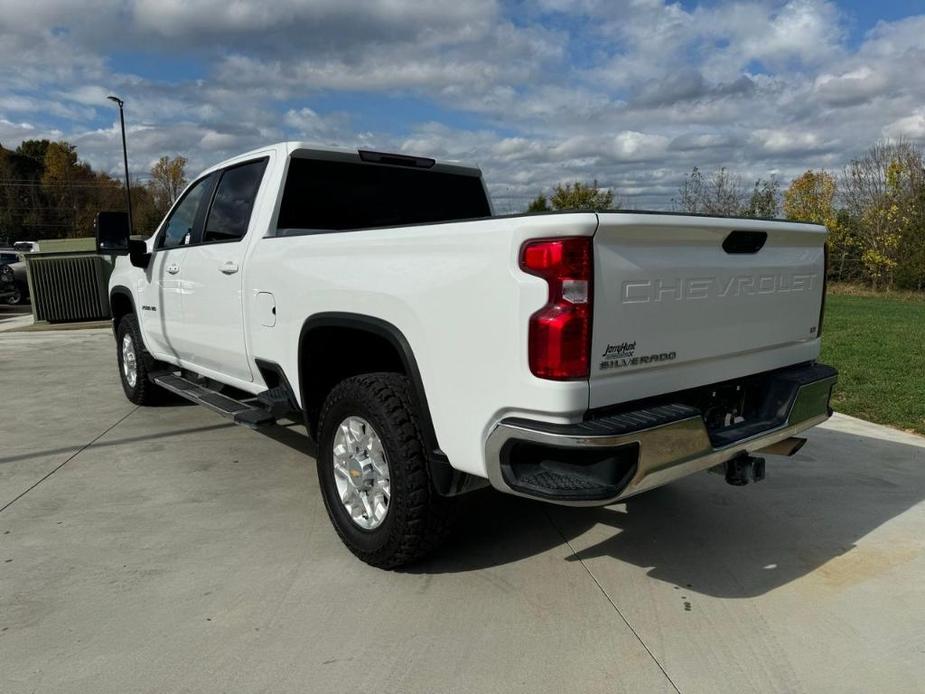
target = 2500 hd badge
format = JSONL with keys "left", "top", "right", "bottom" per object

{"left": 599, "top": 341, "right": 677, "bottom": 370}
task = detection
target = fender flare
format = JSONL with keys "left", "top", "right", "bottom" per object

{"left": 298, "top": 312, "right": 441, "bottom": 455}
{"left": 298, "top": 312, "right": 484, "bottom": 496}
{"left": 109, "top": 285, "right": 136, "bottom": 336}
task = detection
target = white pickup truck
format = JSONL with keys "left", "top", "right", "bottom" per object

{"left": 99, "top": 142, "right": 837, "bottom": 568}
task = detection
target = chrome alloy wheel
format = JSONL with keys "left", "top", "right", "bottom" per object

{"left": 332, "top": 416, "right": 391, "bottom": 530}
{"left": 121, "top": 333, "right": 138, "bottom": 388}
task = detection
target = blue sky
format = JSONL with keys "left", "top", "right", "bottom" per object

{"left": 2, "top": 0, "right": 924, "bottom": 210}
{"left": 838, "top": 0, "right": 924, "bottom": 40}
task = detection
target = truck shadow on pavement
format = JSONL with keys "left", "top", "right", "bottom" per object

{"left": 415, "top": 425, "right": 925, "bottom": 599}
{"left": 0, "top": 304, "right": 31, "bottom": 316}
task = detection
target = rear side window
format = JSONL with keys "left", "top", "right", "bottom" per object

{"left": 277, "top": 158, "right": 491, "bottom": 232}
{"left": 203, "top": 159, "right": 268, "bottom": 243}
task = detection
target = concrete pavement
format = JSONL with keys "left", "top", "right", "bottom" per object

{"left": 1, "top": 328, "right": 923, "bottom": 693}
{"left": 0, "top": 305, "right": 33, "bottom": 333}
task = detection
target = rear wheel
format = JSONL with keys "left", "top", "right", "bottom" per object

{"left": 116, "top": 314, "right": 165, "bottom": 405}
{"left": 5, "top": 282, "right": 25, "bottom": 305}
{"left": 316, "top": 373, "right": 456, "bottom": 569}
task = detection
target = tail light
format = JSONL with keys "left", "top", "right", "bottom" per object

{"left": 520, "top": 237, "right": 593, "bottom": 380}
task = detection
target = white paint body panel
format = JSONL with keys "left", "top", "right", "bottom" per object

{"left": 244, "top": 212, "right": 596, "bottom": 475}
{"left": 175, "top": 149, "right": 278, "bottom": 383}
{"left": 137, "top": 247, "right": 184, "bottom": 358}
{"left": 109, "top": 142, "right": 828, "bottom": 481}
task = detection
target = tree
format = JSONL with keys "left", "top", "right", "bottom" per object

{"left": 675, "top": 166, "right": 745, "bottom": 216}
{"left": 744, "top": 177, "right": 780, "bottom": 218}
{"left": 783, "top": 170, "right": 852, "bottom": 279}
{"left": 896, "top": 181, "right": 925, "bottom": 290}
{"left": 548, "top": 180, "right": 616, "bottom": 211}
{"left": 130, "top": 183, "right": 162, "bottom": 237}
{"left": 41, "top": 141, "right": 82, "bottom": 186}
{"left": 147, "top": 155, "right": 188, "bottom": 218}
{"left": 526, "top": 192, "right": 550, "bottom": 212}
{"left": 0, "top": 139, "right": 176, "bottom": 242}
{"left": 41, "top": 141, "right": 90, "bottom": 238}
{"left": 1, "top": 144, "right": 50, "bottom": 244}
{"left": 783, "top": 170, "right": 839, "bottom": 226}
{"left": 675, "top": 166, "right": 704, "bottom": 214}
{"left": 15, "top": 139, "right": 51, "bottom": 163}
{"left": 841, "top": 140, "right": 924, "bottom": 289}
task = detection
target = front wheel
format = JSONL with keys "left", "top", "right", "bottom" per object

{"left": 316, "top": 373, "right": 456, "bottom": 569}
{"left": 5, "top": 282, "right": 25, "bottom": 305}
{"left": 116, "top": 314, "right": 164, "bottom": 405}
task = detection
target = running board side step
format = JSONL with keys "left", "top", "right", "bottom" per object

{"left": 153, "top": 373, "right": 276, "bottom": 429}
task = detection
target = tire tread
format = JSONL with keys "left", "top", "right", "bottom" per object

{"left": 117, "top": 314, "right": 165, "bottom": 406}
{"left": 317, "top": 372, "right": 455, "bottom": 569}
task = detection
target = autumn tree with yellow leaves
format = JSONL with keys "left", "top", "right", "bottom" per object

{"left": 783, "top": 169, "right": 854, "bottom": 279}
{"left": 839, "top": 140, "right": 924, "bottom": 289}
{"left": 780, "top": 141, "right": 924, "bottom": 290}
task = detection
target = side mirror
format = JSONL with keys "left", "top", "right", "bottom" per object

{"left": 129, "top": 239, "right": 150, "bottom": 269}
{"left": 95, "top": 211, "right": 130, "bottom": 255}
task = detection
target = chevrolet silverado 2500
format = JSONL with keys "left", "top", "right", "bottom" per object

{"left": 99, "top": 142, "right": 837, "bottom": 568}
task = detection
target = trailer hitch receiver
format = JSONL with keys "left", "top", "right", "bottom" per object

{"left": 722, "top": 453, "right": 766, "bottom": 486}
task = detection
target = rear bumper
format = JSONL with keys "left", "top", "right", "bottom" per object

{"left": 484, "top": 362, "right": 837, "bottom": 506}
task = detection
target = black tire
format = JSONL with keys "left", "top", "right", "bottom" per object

{"left": 316, "top": 373, "right": 456, "bottom": 569}
{"left": 6, "top": 282, "right": 25, "bottom": 305}
{"left": 116, "top": 314, "right": 165, "bottom": 405}
{"left": 15, "top": 282, "right": 29, "bottom": 305}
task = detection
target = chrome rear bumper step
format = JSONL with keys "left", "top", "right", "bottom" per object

{"left": 485, "top": 362, "right": 837, "bottom": 506}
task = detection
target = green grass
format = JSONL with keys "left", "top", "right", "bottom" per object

{"left": 820, "top": 293, "right": 925, "bottom": 435}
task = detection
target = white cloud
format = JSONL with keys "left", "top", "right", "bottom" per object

{"left": 814, "top": 67, "right": 890, "bottom": 106}
{"left": 670, "top": 132, "right": 737, "bottom": 151}
{"left": 718, "top": 0, "right": 844, "bottom": 70}
{"left": 883, "top": 111, "right": 925, "bottom": 141}
{"left": 0, "top": 1, "right": 923, "bottom": 209}
{"left": 612, "top": 131, "right": 670, "bottom": 160}
{"left": 858, "top": 15, "right": 925, "bottom": 60}
{"left": 131, "top": 0, "right": 498, "bottom": 39}
{"left": 0, "top": 118, "right": 36, "bottom": 136}
{"left": 751, "top": 128, "right": 826, "bottom": 154}
{"left": 58, "top": 85, "right": 113, "bottom": 107}
{"left": 198, "top": 131, "right": 239, "bottom": 150}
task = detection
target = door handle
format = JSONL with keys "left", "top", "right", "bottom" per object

{"left": 220, "top": 261, "right": 239, "bottom": 275}
{"left": 166, "top": 264, "right": 180, "bottom": 275}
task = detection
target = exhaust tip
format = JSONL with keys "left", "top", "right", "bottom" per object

{"left": 757, "top": 437, "right": 807, "bottom": 457}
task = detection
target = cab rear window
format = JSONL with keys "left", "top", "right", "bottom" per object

{"left": 277, "top": 158, "right": 491, "bottom": 232}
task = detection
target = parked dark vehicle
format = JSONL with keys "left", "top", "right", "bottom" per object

{"left": 0, "top": 250, "right": 29, "bottom": 305}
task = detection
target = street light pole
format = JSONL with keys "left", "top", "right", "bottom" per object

{"left": 107, "top": 95, "right": 134, "bottom": 235}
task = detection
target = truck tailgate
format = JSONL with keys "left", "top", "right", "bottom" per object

{"left": 590, "top": 213, "right": 827, "bottom": 409}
